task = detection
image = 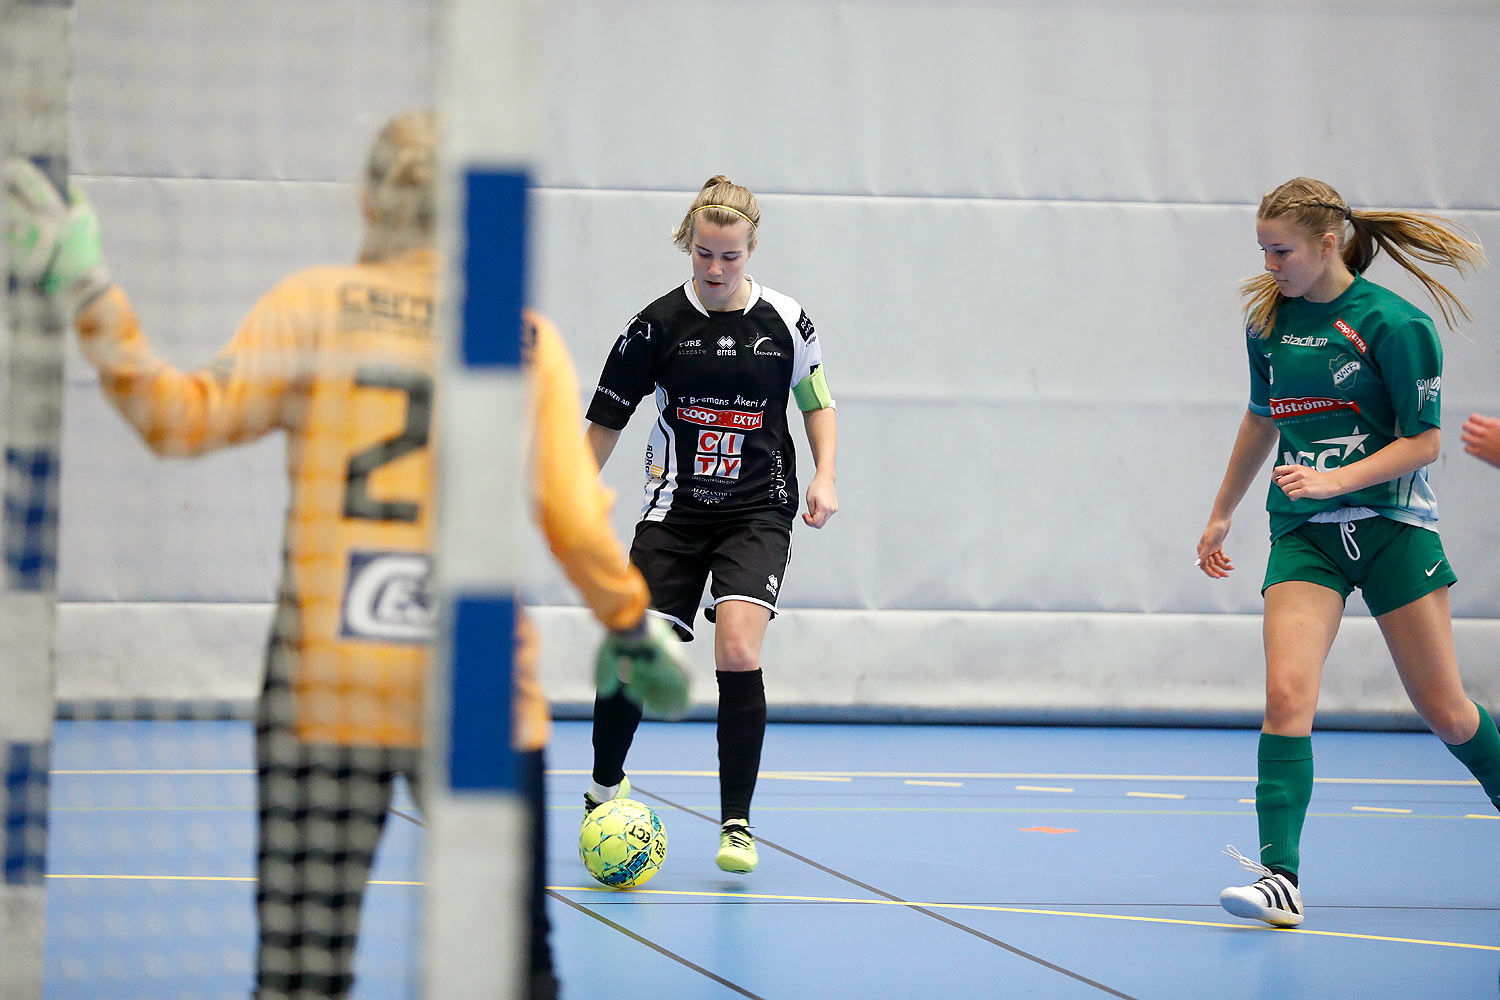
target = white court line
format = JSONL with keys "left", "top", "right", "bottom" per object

{"left": 905, "top": 780, "right": 962, "bottom": 787}
{"left": 1127, "top": 791, "right": 1186, "bottom": 800}
{"left": 1015, "top": 785, "right": 1074, "bottom": 793}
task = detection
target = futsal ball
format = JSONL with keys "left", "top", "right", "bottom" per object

{"left": 578, "top": 798, "right": 668, "bottom": 889}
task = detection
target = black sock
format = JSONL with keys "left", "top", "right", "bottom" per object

{"left": 717, "top": 669, "right": 766, "bottom": 823}
{"left": 591, "top": 688, "right": 643, "bottom": 787}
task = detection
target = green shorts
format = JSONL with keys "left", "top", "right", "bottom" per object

{"left": 1263, "top": 516, "right": 1456, "bottom": 617}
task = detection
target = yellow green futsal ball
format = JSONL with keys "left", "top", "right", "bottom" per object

{"left": 578, "top": 798, "right": 668, "bottom": 889}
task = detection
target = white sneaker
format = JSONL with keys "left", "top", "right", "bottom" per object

{"left": 582, "top": 775, "right": 631, "bottom": 819}
{"left": 1219, "top": 845, "right": 1304, "bottom": 927}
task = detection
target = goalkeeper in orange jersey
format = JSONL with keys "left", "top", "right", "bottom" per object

{"left": 5, "top": 111, "right": 687, "bottom": 1000}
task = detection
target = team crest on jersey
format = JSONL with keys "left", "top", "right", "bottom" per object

{"left": 752, "top": 336, "right": 783, "bottom": 357}
{"left": 341, "top": 551, "right": 433, "bottom": 644}
{"left": 1330, "top": 354, "right": 1361, "bottom": 389}
{"left": 617, "top": 316, "right": 652, "bottom": 356}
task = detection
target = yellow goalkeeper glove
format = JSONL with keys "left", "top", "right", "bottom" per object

{"left": 4, "top": 157, "right": 111, "bottom": 317}
{"left": 595, "top": 616, "right": 691, "bottom": 721}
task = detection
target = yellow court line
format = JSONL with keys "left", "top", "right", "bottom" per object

{"left": 905, "top": 780, "right": 962, "bottom": 787}
{"left": 1352, "top": 806, "right": 1412, "bottom": 814}
{"left": 61, "top": 768, "right": 1475, "bottom": 789}
{"left": 1466, "top": 814, "right": 1500, "bottom": 820}
{"left": 1015, "top": 785, "right": 1074, "bottom": 793}
{"left": 51, "top": 769, "right": 254, "bottom": 776}
{"left": 545, "top": 769, "right": 1477, "bottom": 788}
{"left": 554, "top": 885, "right": 1500, "bottom": 953}
{"left": 1127, "top": 792, "right": 1186, "bottom": 800}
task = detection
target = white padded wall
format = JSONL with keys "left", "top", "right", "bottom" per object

{"left": 56, "top": 0, "right": 1500, "bottom": 720}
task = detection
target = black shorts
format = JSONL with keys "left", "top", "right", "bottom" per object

{"left": 629, "top": 514, "right": 793, "bottom": 641}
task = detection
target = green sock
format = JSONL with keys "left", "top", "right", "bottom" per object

{"left": 1445, "top": 702, "right": 1500, "bottom": 812}
{"left": 1256, "top": 733, "right": 1313, "bottom": 877}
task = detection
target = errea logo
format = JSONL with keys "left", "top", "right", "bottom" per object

{"left": 716, "top": 335, "right": 737, "bottom": 356}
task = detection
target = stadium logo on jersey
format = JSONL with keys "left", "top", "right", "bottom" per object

{"left": 1269, "top": 396, "right": 1361, "bottom": 421}
{"left": 1283, "top": 426, "right": 1369, "bottom": 471}
{"left": 716, "top": 335, "right": 738, "bottom": 357}
{"left": 341, "top": 551, "right": 433, "bottom": 644}
{"left": 1416, "top": 376, "right": 1441, "bottom": 415}
{"left": 678, "top": 405, "right": 764, "bottom": 430}
{"left": 1334, "top": 318, "right": 1368, "bottom": 354}
{"left": 1330, "top": 354, "right": 1361, "bottom": 389}
{"left": 796, "top": 311, "right": 816, "bottom": 343}
{"left": 1280, "top": 334, "right": 1329, "bottom": 348}
{"left": 752, "top": 336, "right": 784, "bottom": 358}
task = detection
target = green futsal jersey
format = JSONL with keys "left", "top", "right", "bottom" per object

{"left": 1246, "top": 273, "right": 1442, "bottom": 541}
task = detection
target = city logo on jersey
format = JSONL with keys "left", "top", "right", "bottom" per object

{"left": 1416, "top": 376, "right": 1441, "bottom": 416}
{"left": 1330, "top": 353, "right": 1361, "bottom": 389}
{"left": 1280, "top": 334, "right": 1329, "bottom": 348}
{"left": 617, "top": 316, "right": 652, "bottom": 356}
{"left": 678, "top": 405, "right": 764, "bottom": 430}
{"left": 1282, "top": 426, "right": 1370, "bottom": 472}
{"left": 796, "top": 311, "right": 816, "bottom": 343}
{"left": 340, "top": 551, "right": 433, "bottom": 644}
{"left": 1269, "top": 396, "right": 1361, "bottom": 421}
{"left": 1334, "top": 318, "right": 1368, "bottom": 354}
{"left": 693, "top": 428, "right": 745, "bottom": 480}
{"left": 716, "top": 335, "right": 738, "bottom": 357}
{"left": 752, "top": 336, "right": 784, "bottom": 358}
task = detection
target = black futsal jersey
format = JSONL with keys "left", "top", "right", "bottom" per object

{"left": 587, "top": 277, "right": 828, "bottom": 524}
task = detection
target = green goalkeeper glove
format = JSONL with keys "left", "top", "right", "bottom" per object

{"left": 4, "top": 157, "right": 111, "bottom": 317}
{"left": 595, "top": 616, "right": 691, "bottom": 721}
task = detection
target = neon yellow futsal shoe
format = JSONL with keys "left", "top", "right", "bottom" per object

{"left": 716, "top": 819, "right": 757, "bottom": 873}
{"left": 582, "top": 775, "right": 630, "bottom": 819}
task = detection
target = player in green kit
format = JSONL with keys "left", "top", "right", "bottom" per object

{"left": 1196, "top": 177, "right": 1500, "bottom": 927}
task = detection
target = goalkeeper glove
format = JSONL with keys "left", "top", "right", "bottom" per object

{"left": 4, "top": 157, "right": 111, "bottom": 317}
{"left": 595, "top": 616, "right": 691, "bottom": 721}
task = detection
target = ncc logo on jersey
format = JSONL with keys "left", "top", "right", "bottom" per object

{"left": 1283, "top": 425, "right": 1370, "bottom": 471}
{"left": 341, "top": 551, "right": 433, "bottom": 644}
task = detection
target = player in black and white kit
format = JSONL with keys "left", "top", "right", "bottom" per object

{"left": 582, "top": 175, "right": 838, "bottom": 874}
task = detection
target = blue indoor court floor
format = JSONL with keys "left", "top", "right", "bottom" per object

{"left": 41, "top": 719, "right": 1500, "bottom": 999}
